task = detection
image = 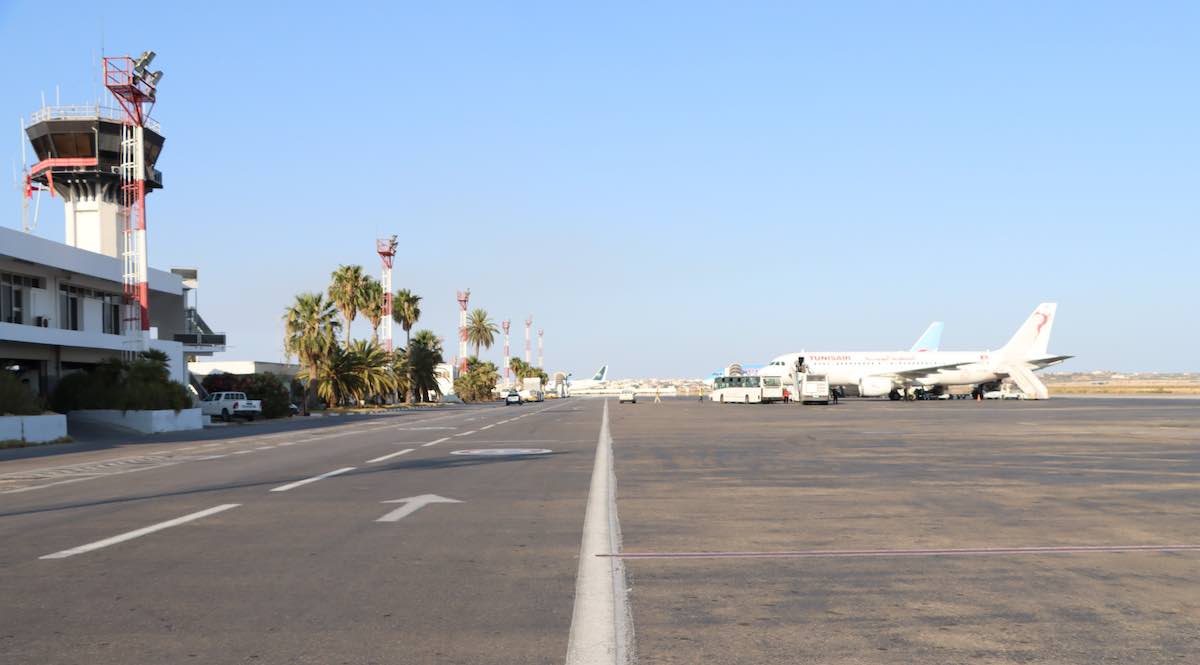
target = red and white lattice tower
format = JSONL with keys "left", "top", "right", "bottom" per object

{"left": 524, "top": 315, "right": 533, "bottom": 363}
{"left": 502, "top": 319, "right": 511, "bottom": 384}
{"left": 104, "top": 52, "right": 161, "bottom": 354}
{"left": 376, "top": 236, "right": 398, "bottom": 351}
{"left": 457, "top": 290, "right": 470, "bottom": 374}
{"left": 537, "top": 329, "right": 544, "bottom": 369}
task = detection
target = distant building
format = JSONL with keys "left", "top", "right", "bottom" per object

{"left": 189, "top": 360, "right": 299, "bottom": 379}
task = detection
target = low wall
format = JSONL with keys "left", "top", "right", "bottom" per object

{"left": 68, "top": 408, "right": 203, "bottom": 434}
{"left": 0, "top": 414, "right": 68, "bottom": 444}
{"left": 0, "top": 416, "right": 21, "bottom": 441}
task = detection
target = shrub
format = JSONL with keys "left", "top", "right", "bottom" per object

{"left": 51, "top": 353, "right": 191, "bottom": 413}
{"left": 453, "top": 358, "right": 499, "bottom": 403}
{"left": 0, "top": 372, "right": 43, "bottom": 415}
{"left": 202, "top": 372, "right": 292, "bottom": 418}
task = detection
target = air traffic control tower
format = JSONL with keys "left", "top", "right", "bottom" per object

{"left": 24, "top": 104, "right": 164, "bottom": 258}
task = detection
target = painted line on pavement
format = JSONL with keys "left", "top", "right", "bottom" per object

{"left": 367, "top": 449, "right": 414, "bottom": 464}
{"left": 196, "top": 454, "right": 228, "bottom": 461}
{"left": 604, "top": 544, "right": 1200, "bottom": 560}
{"left": 422, "top": 437, "right": 451, "bottom": 448}
{"left": 565, "top": 400, "right": 632, "bottom": 665}
{"left": 455, "top": 430, "right": 477, "bottom": 437}
{"left": 40, "top": 504, "right": 241, "bottom": 560}
{"left": 255, "top": 446, "right": 275, "bottom": 451}
{"left": 269, "top": 467, "right": 356, "bottom": 493}
{"left": 480, "top": 424, "right": 495, "bottom": 430}
{"left": 233, "top": 450, "right": 254, "bottom": 455}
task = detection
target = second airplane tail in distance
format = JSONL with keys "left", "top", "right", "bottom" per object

{"left": 910, "top": 322, "right": 944, "bottom": 352}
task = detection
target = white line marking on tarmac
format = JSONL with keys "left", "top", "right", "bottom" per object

{"left": 196, "top": 454, "right": 228, "bottom": 460}
{"left": 480, "top": 424, "right": 494, "bottom": 430}
{"left": 367, "top": 448, "right": 414, "bottom": 464}
{"left": 255, "top": 446, "right": 275, "bottom": 451}
{"left": 269, "top": 467, "right": 355, "bottom": 492}
{"left": 233, "top": 450, "right": 254, "bottom": 455}
{"left": 422, "top": 437, "right": 451, "bottom": 448}
{"left": 40, "top": 504, "right": 241, "bottom": 560}
{"left": 565, "top": 400, "right": 632, "bottom": 664}
{"left": 605, "top": 544, "right": 1200, "bottom": 560}
{"left": 277, "top": 441, "right": 298, "bottom": 446}
{"left": 455, "top": 431, "right": 477, "bottom": 437}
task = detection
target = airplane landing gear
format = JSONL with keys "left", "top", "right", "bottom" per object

{"left": 888, "top": 389, "right": 902, "bottom": 401}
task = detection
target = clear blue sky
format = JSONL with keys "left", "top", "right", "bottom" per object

{"left": 3, "top": 1, "right": 1197, "bottom": 376}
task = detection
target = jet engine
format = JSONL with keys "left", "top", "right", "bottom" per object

{"left": 858, "top": 376, "right": 895, "bottom": 397}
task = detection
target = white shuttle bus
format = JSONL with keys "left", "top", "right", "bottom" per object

{"left": 760, "top": 374, "right": 786, "bottom": 402}
{"left": 712, "top": 375, "right": 763, "bottom": 404}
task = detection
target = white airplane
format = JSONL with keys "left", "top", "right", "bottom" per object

{"left": 566, "top": 365, "right": 609, "bottom": 393}
{"left": 765, "top": 304, "right": 1071, "bottom": 400}
{"left": 710, "top": 322, "right": 945, "bottom": 386}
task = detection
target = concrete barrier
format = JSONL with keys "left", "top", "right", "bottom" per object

{"left": 0, "top": 414, "right": 68, "bottom": 444}
{"left": 0, "top": 416, "right": 22, "bottom": 442}
{"left": 68, "top": 408, "right": 203, "bottom": 434}
{"left": 19, "top": 414, "right": 68, "bottom": 443}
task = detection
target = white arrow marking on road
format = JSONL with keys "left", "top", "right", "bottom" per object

{"left": 376, "top": 495, "right": 462, "bottom": 522}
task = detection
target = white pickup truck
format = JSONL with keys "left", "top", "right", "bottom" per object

{"left": 199, "top": 391, "right": 263, "bottom": 421}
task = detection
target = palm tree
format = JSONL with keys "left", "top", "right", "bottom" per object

{"left": 392, "top": 289, "right": 422, "bottom": 402}
{"left": 359, "top": 278, "right": 385, "bottom": 344}
{"left": 466, "top": 308, "right": 498, "bottom": 359}
{"left": 284, "top": 292, "right": 341, "bottom": 415}
{"left": 346, "top": 339, "right": 396, "bottom": 404}
{"left": 392, "top": 289, "right": 422, "bottom": 348}
{"left": 328, "top": 264, "right": 368, "bottom": 345}
{"left": 407, "top": 329, "right": 445, "bottom": 403}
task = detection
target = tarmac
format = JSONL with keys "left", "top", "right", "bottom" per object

{"left": 1, "top": 396, "right": 1196, "bottom": 663}
{"left": 611, "top": 397, "right": 1200, "bottom": 664}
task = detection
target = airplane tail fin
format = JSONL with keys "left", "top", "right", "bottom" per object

{"left": 592, "top": 365, "right": 608, "bottom": 382}
{"left": 999, "top": 303, "right": 1057, "bottom": 361}
{"left": 910, "top": 321, "right": 944, "bottom": 352}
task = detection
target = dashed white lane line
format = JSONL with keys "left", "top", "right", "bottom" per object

{"left": 39, "top": 504, "right": 242, "bottom": 560}
{"left": 367, "top": 448, "right": 414, "bottom": 464}
{"left": 196, "top": 454, "right": 228, "bottom": 461}
{"left": 480, "top": 424, "right": 495, "bottom": 430}
{"left": 255, "top": 446, "right": 275, "bottom": 451}
{"left": 233, "top": 450, "right": 254, "bottom": 455}
{"left": 269, "top": 467, "right": 356, "bottom": 492}
{"left": 422, "top": 437, "right": 451, "bottom": 448}
{"left": 454, "top": 431, "right": 477, "bottom": 437}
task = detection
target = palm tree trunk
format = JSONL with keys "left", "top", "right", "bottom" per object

{"left": 345, "top": 315, "right": 353, "bottom": 345}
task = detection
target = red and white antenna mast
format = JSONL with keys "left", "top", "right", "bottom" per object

{"left": 502, "top": 319, "right": 511, "bottom": 384}
{"left": 104, "top": 51, "right": 161, "bottom": 354}
{"left": 524, "top": 315, "right": 533, "bottom": 363}
{"left": 537, "top": 329, "right": 544, "bottom": 369}
{"left": 376, "top": 235, "right": 398, "bottom": 351}
{"left": 457, "top": 290, "right": 470, "bottom": 374}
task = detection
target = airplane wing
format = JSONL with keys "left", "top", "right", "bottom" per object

{"left": 878, "top": 361, "right": 976, "bottom": 381}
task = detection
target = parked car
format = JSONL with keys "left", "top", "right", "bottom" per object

{"left": 618, "top": 389, "right": 637, "bottom": 404}
{"left": 200, "top": 391, "right": 263, "bottom": 421}
{"left": 505, "top": 390, "right": 523, "bottom": 405}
